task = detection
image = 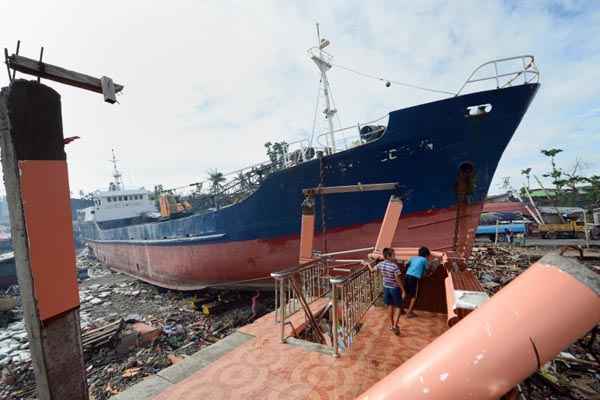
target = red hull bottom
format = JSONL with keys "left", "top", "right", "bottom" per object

{"left": 89, "top": 203, "right": 482, "bottom": 290}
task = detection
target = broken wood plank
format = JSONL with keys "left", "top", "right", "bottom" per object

{"left": 6, "top": 54, "right": 123, "bottom": 94}
{"left": 555, "top": 355, "right": 599, "bottom": 368}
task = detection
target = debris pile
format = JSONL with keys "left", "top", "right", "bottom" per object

{"left": 519, "top": 328, "right": 600, "bottom": 399}
{"left": 468, "top": 246, "right": 534, "bottom": 295}
{"left": 0, "top": 251, "right": 275, "bottom": 400}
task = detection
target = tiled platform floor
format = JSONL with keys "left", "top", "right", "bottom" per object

{"left": 152, "top": 303, "right": 447, "bottom": 400}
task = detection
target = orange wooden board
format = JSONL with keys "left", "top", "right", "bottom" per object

{"left": 19, "top": 160, "right": 79, "bottom": 321}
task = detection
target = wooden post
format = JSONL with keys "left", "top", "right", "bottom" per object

{"left": 0, "top": 80, "right": 88, "bottom": 400}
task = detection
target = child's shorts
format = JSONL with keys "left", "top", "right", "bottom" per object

{"left": 405, "top": 275, "right": 420, "bottom": 298}
{"left": 383, "top": 287, "right": 402, "bottom": 307}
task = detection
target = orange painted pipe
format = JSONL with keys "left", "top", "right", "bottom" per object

{"left": 357, "top": 253, "right": 600, "bottom": 400}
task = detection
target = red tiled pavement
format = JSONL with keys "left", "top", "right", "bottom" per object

{"left": 152, "top": 304, "right": 447, "bottom": 400}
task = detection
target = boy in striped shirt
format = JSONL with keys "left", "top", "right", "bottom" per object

{"left": 369, "top": 247, "right": 405, "bottom": 334}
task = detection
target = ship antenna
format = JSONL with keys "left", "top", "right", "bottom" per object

{"left": 110, "top": 149, "right": 123, "bottom": 191}
{"left": 310, "top": 23, "right": 337, "bottom": 153}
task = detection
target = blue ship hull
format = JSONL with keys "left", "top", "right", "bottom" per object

{"left": 82, "top": 83, "right": 539, "bottom": 289}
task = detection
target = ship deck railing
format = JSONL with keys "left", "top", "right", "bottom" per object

{"left": 455, "top": 55, "right": 540, "bottom": 96}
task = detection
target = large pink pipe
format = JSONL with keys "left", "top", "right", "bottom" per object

{"left": 358, "top": 253, "right": 600, "bottom": 400}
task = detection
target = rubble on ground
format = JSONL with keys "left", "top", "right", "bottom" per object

{"left": 1, "top": 245, "right": 597, "bottom": 399}
{"left": 0, "top": 250, "right": 275, "bottom": 400}
{"left": 467, "top": 244, "right": 600, "bottom": 399}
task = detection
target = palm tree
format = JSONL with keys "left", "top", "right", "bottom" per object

{"left": 208, "top": 169, "right": 226, "bottom": 194}
{"left": 521, "top": 168, "right": 532, "bottom": 190}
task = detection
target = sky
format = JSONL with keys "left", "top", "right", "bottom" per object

{"left": 0, "top": 0, "right": 599, "bottom": 197}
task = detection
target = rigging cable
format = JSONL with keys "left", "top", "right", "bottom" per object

{"left": 309, "top": 78, "right": 322, "bottom": 147}
{"left": 331, "top": 62, "right": 456, "bottom": 96}
{"left": 327, "top": 79, "right": 343, "bottom": 132}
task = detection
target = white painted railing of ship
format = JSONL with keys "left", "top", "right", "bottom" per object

{"left": 313, "top": 114, "right": 389, "bottom": 153}
{"left": 455, "top": 55, "right": 539, "bottom": 96}
{"left": 168, "top": 56, "right": 539, "bottom": 198}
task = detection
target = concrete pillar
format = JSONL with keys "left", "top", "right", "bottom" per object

{"left": 0, "top": 80, "right": 88, "bottom": 399}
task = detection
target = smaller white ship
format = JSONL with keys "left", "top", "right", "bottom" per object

{"left": 77, "top": 150, "right": 158, "bottom": 229}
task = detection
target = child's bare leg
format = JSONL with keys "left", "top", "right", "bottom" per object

{"left": 394, "top": 307, "right": 402, "bottom": 328}
{"left": 406, "top": 297, "right": 417, "bottom": 318}
{"left": 388, "top": 305, "right": 395, "bottom": 327}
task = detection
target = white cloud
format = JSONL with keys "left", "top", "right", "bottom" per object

{"left": 0, "top": 0, "right": 598, "bottom": 196}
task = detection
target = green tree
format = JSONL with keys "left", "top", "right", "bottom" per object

{"left": 541, "top": 148, "right": 565, "bottom": 206}
{"left": 585, "top": 175, "right": 600, "bottom": 207}
{"left": 207, "top": 169, "right": 226, "bottom": 194}
{"left": 264, "top": 141, "right": 289, "bottom": 169}
{"left": 237, "top": 171, "right": 253, "bottom": 192}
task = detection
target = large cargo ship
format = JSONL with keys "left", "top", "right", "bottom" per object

{"left": 76, "top": 37, "right": 540, "bottom": 290}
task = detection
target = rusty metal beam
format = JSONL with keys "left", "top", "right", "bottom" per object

{"left": 6, "top": 53, "right": 123, "bottom": 95}
{"left": 303, "top": 182, "right": 398, "bottom": 196}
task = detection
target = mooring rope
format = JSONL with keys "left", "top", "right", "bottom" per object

{"left": 331, "top": 62, "right": 456, "bottom": 96}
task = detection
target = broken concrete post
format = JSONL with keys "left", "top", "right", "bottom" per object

{"left": 357, "top": 253, "right": 600, "bottom": 400}
{"left": 0, "top": 80, "right": 88, "bottom": 399}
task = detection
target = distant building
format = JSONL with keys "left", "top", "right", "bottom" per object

{"left": 528, "top": 186, "right": 594, "bottom": 208}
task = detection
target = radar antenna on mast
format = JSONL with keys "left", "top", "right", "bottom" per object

{"left": 309, "top": 23, "right": 338, "bottom": 153}
{"left": 110, "top": 149, "right": 123, "bottom": 191}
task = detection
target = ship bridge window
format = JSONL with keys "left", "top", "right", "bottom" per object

{"left": 124, "top": 196, "right": 129, "bottom": 201}
{"left": 118, "top": 196, "right": 123, "bottom": 201}
{"left": 107, "top": 197, "right": 112, "bottom": 202}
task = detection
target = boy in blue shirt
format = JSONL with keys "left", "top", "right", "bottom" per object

{"left": 404, "top": 246, "right": 431, "bottom": 318}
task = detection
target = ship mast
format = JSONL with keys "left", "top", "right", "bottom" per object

{"left": 311, "top": 23, "right": 337, "bottom": 153}
{"left": 110, "top": 149, "right": 123, "bottom": 191}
